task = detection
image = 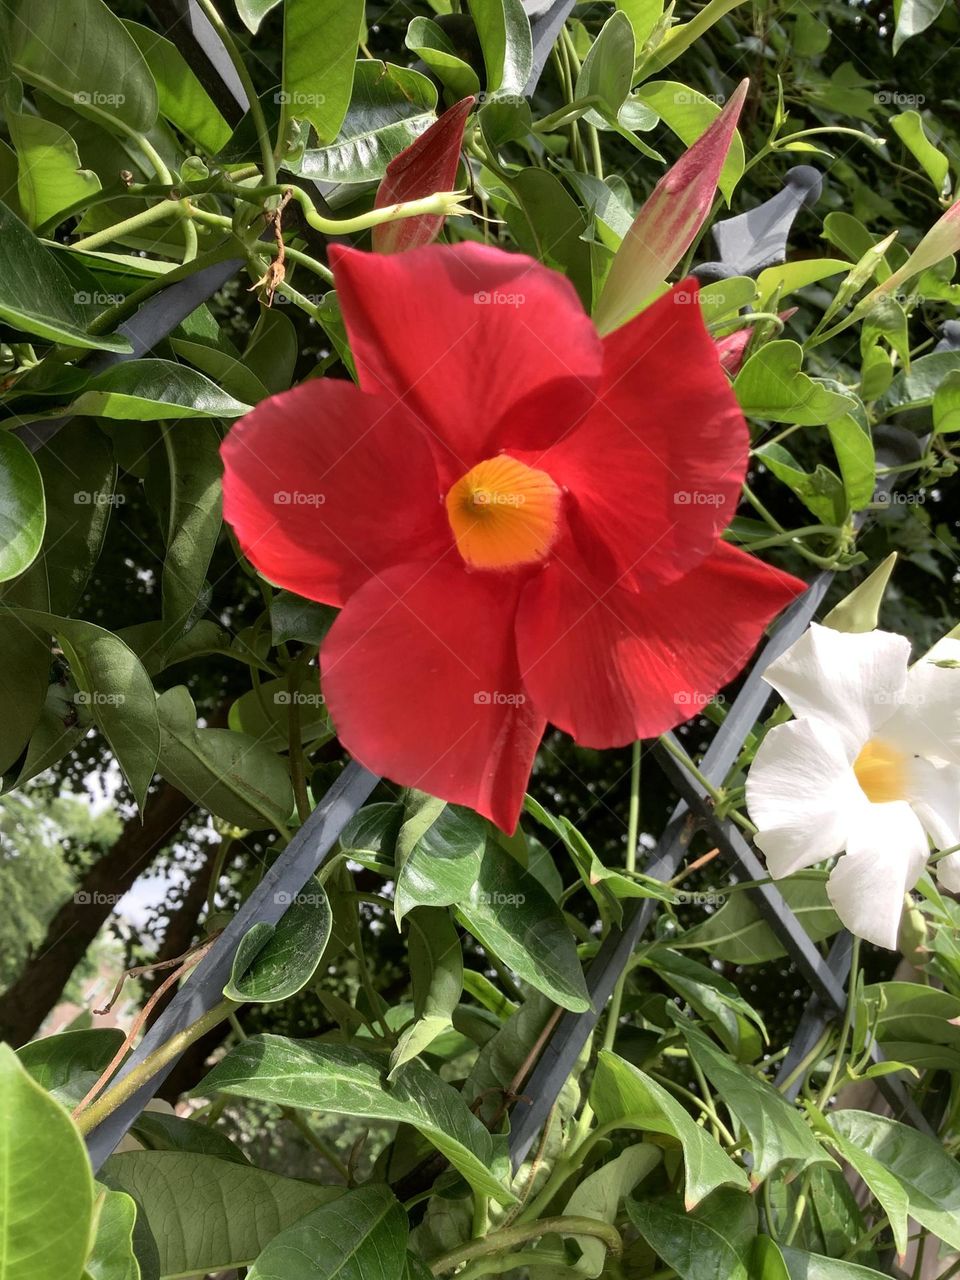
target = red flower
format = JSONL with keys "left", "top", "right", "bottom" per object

{"left": 221, "top": 244, "right": 805, "bottom": 831}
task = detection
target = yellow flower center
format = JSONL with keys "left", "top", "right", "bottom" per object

{"left": 445, "top": 454, "right": 562, "bottom": 571}
{"left": 853, "top": 737, "right": 908, "bottom": 804}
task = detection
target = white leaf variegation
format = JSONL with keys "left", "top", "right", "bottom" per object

{"left": 746, "top": 624, "right": 960, "bottom": 949}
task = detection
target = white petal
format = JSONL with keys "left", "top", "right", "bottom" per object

{"left": 827, "top": 802, "right": 929, "bottom": 949}
{"left": 747, "top": 717, "right": 867, "bottom": 878}
{"left": 937, "top": 851, "right": 960, "bottom": 894}
{"left": 905, "top": 757, "right": 960, "bottom": 849}
{"left": 884, "top": 637, "right": 960, "bottom": 766}
{"left": 761, "top": 624, "right": 911, "bottom": 755}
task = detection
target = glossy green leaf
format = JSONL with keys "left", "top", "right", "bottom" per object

{"left": 891, "top": 110, "right": 949, "bottom": 193}
{"left": 627, "top": 1187, "right": 757, "bottom": 1279}
{"left": 830, "top": 1110, "right": 960, "bottom": 1250}
{"left": 826, "top": 414, "right": 875, "bottom": 511}
{"left": 86, "top": 1185, "right": 140, "bottom": 1280}
{"left": 780, "top": 1249, "right": 889, "bottom": 1279}
{"left": 821, "top": 1125, "right": 909, "bottom": 1258}
{"left": 677, "top": 876, "right": 842, "bottom": 964}
{"left": 198, "top": 1035, "right": 514, "bottom": 1202}
{"left": 269, "top": 592, "right": 335, "bottom": 647}
{"left": 248, "top": 1184, "right": 408, "bottom": 1280}
{"left": 339, "top": 802, "right": 403, "bottom": 869}
{"left": 124, "top": 21, "right": 232, "bottom": 152}
{"left": 128, "top": 1111, "right": 249, "bottom": 1165}
{"left": 389, "top": 908, "right": 463, "bottom": 1077}
{"left": 297, "top": 61, "right": 438, "bottom": 183}
{"left": 9, "top": 0, "right": 158, "bottom": 134}
{"left": 576, "top": 11, "right": 635, "bottom": 120}
{"left": 680, "top": 1021, "right": 833, "bottom": 1180}
{"left": 0, "top": 1043, "right": 94, "bottom": 1280}
{"left": 244, "top": 306, "right": 298, "bottom": 395}
{"left": 394, "top": 796, "right": 486, "bottom": 922}
{"left": 156, "top": 686, "right": 293, "bottom": 832}
{"left": 224, "top": 878, "right": 332, "bottom": 1002}
{"left": 0, "top": 203, "right": 129, "bottom": 350}
{"left": 0, "top": 616, "right": 50, "bottom": 775}
{"left": 735, "top": 341, "right": 859, "bottom": 424}
{"left": 752, "top": 1237, "right": 791, "bottom": 1280}
{"left": 14, "top": 610, "right": 159, "bottom": 810}
{"left": 933, "top": 369, "right": 960, "bottom": 433}
{"left": 756, "top": 259, "right": 852, "bottom": 307}
{"left": 405, "top": 17, "right": 481, "bottom": 100}
{"left": 893, "top": 0, "right": 947, "bottom": 52}
{"left": 0, "top": 432, "right": 45, "bottom": 584}
{"left": 590, "top": 1050, "right": 750, "bottom": 1207}
{"left": 283, "top": 0, "right": 365, "bottom": 143}
{"left": 100, "top": 1151, "right": 342, "bottom": 1280}
{"left": 754, "top": 442, "right": 846, "bottom": 524}
{"left": 68, "top": 360, "right": 250, "bottom": 420}
{"left": 17, "top": 1028, "right": 125, "bottom": 1095}
{"left": 472, "top": 0, "right": 533, "bottom": 97}
{"left": 881, "top": 351, "right": 960, "bottom": 414}
{"left": 7, "top": 113, "right": 100, "bottom": 229}
{"left": 235, "top": 0, "right": 282, "bottom": 32}
{"left": 457, "top": 839, "right": 589, "bottom": 1012}
{"left": 228, "top": 674, "right": 331, "bottom": 753}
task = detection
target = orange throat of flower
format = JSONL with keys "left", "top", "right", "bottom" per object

{"left": 853, "top": 737, "right": 908, "bottom": 805}
{"left": 445, "top": 454, "right": 562, "bottom": 571}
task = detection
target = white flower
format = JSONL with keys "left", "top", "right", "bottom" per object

{"left": 746, "top": 623, "right": 960, "bottom": 949}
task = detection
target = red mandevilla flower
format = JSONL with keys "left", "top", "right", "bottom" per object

{"left": 221, "top": 243, "right": 805, "bottom": 831}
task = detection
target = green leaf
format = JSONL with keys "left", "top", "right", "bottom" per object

{"left": 0, "top": 432, "right": 45, "bottom": 584}
{"left": 244, "top": 306, "right": 298, "bottom": 395}
{"left": 100, "top": 1151, "right": 343, "bottom": 1280}
{"left": 590, "top": 1050, "right": 750, "bottom": 1208}
{"left": 472, "top": 0, "right": 533, "bottom": 98}
{"left": 753, "top": 443, "right": 846, "bottom": 525}
{"left": 825, "top": 414, "right": 875, "bottom": 512}
{"left": 395, "top": 796, "right": 486, "bottom": 923}
{"left": 752, "top": 1237, "right": 791, "bottom": 1280}
{"left": 167, "top": 336, "right": 270, "bottom": 406}
{"left": 228, "top": 675, "right": 332, "bottom": 753}
{"left": 128, "top": 1111, "right": 249, "bottom": 1165}
{"left": 0, "top": 615, "right": 48, "bottom": 774}
{"left": 627, "top": 1187, "right": 757, "bottom": 1280}
{"left": 830, "top": 1111, "right": 960, "bottom": 1251}
{"left": 532, "top": 1144, "right": 661, "bottom": 1278}
{"left": 0, "top": 1043, "right": 94, "bottom": 1280}
{"left": 7, "top": 113, "right": 100, "bottom": 229}
{"left": 13, "top": 610, "right": 159, "bottom": 810}
{"left": 156, "top": 686, "right": 294, "bottom": 832}
{"left": 405, "top": 18, "right": 481, "bottom": 101}
{"left": 644, "top": 947, "right": 766, "bottom": 1060}
{"left": 389, "top": 908, "right": 463, "bottom": 1077}
{"left": 457, "top": 839, "right": 589, "bottom": 1012}
{"left": 677, "top": 876, "right": 842, "bottom": 964}
{"left": 269, "top": 592, "right": 335, "bottom": 647}
{"left": 576, "top": 12, "right": 635, "bottom": 120}
{"left": 224, "top": 878, "right": 332, "bottom": 1002}
{"left": 679, "top": 1020, "right": 833, "bottom": 1181}
{"left": 9, "top": 0, "right": 158, "bottom": 134}
{"left": 822, "top": 553, "right": 897, "bottom": 633}
{"left": 881, "top": 351, "right": 960, "bottom": 414}
{"left": 3, "top": 421, "right": 116, "bottom": 614}
{"left": 735, "top": 341, "right": 859, "bottom": 424}
{"left": 503, "top": 168, "right": 593, "bottom": 308}
{"left": 283, "top": 0, "right": 365, "bottom": 143}
{"left": 756, "top": 259, "right": 852, "bottom": 307}
{"left": 17, "top": 1027, "right": 125, "bottom": 1095}
{"left": 68, "top": 360, "right": 250, "bottom": 420}
{"left": 0, "top": 202, "right": 129, "bottom": 350}
{"left": 235, "top": 0, "right": 282, "bottom": 33}
{"left": 339, "top": 802, "right": 403, "bottom": 870}
{"left": 124, "top": 21, "right": 232, "bottom": 153}
{"left": 198, "top": 1035, "right": 514, "bottom": 1203}
{"left": 86, "top": 1185, "right": 140, "bottom": 1280}
{"left": 892, "top": 0, "right": 947, "bottom": 52}
{"left": 297, "top": 61, "right": 438, "bottom": 183}
{"left": 933, "top": 369, "right": 960, "bottom": 433}
{"left": 248, "top": 1184, "right": 408, "bottom": 1280}
{"left": 820, "top": 1125, "right": 909, "bottom": 1258}
{"left": 891, "top": 110, "right": 950, "bottom": 194}
{"left": 780, "top": 1249, "right": 890, "bottom": 1279}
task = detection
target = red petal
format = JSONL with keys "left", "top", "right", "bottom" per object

{"left": 523, "top": 281, "right": 749, "bottom": 589}
{"left": 330, "top": 243, "right": 603, "bottom": 482}
{"left": 373, "top": 97, "right": 475, "bottom": 255}
{"left": 321, "top": 560, "right": 545, "bottom": 830}
{"left": 516, "top": 538, "right": 805, "bottom": 747}
{"left": 221, "top": 379, "right": 447, "bottom": 607}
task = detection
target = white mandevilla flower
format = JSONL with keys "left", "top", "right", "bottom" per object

{"left": 746, "top": 623, "right": 960, "bottom": 950}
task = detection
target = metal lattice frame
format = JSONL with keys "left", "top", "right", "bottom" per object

{"left": 12, "top": 0, "right": 930, "bottom": 1169}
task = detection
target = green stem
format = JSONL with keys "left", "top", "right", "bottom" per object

{"left": 818, "top": 937, "right": 860, "bottom": 1107}
{"left": 602, "top": 741, "right": 642, "bottom": 1054}
{"left": 71, "top": 199, "right": 185, "bottom": 252}
{"left": 429, "top": 1216, "right": 621, "bottom": 1275}
{"left": 193, "top": 0, "right": 277, "bottom": 187}
{"left": 74, "top": 999, "right": 237, "bottom": 1135}
{"left": 737, "top": 524, "right": 843, "bottom": 551}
